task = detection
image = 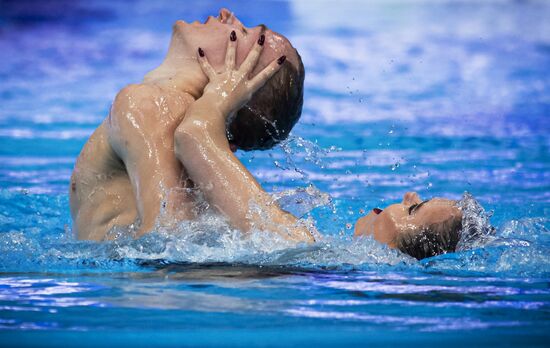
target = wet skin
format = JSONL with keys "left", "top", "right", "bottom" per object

{"left": 70, "top": 9, "right": 310, "bottom": 241}
{"left": 70, "top": 9, "right": 457, "bottom": 249}
{"left": 354, "top": 192, "right": 462, "bottom": 248}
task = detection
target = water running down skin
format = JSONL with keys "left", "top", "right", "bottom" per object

{"left": 70, "top": 9, "right": 311, "bottom": 242}
{"left": 70, "top": 9, "right": 462, "bottom": 259}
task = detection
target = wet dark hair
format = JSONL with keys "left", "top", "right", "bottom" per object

{"left": 227, "top": 55, "right": 305, "bottom": 150}
{"left": 396, "top": 215, "right": 462, "bottom": 260}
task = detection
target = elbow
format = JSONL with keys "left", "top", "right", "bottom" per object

{"left": 174, "top": 122, "right": 193, "bottom": 162}
{"left": 174, "top": 120, "right": 203, "bottom": 162}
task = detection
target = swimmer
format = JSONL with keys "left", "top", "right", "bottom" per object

{"left": 70, "top": 9, "right": 310, "bottom": 241}
{"left": 354, "top": 192, "right": 463, "bottom": 260}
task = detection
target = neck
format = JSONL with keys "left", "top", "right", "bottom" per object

{"left": 143, "top": 29, "right": 207, "bottom": 99}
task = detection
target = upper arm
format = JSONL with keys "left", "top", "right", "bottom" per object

{"left": 107, "top": 84, "right": 192, "bottom": 234}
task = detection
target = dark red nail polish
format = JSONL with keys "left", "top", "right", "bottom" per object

{"left": 373, "top": 208, "right": 383, "bottom": 214}
{"left": 198, "top": 47, "right": 204, "bottom": 57}
{"left": 277, "top": 55, "right": 286, "bottom": 65}
{"left": 230, "top": 30, "right": 237, "bottom": 41}
{"left": 258, "top": 34, "right": 265, "bottom": 46}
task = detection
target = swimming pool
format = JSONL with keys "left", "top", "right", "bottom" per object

{"left": 0, "top": 0, "right": 549, "bottom": 346}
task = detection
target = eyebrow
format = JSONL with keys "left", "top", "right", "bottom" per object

{"left": 408, "top": 199, "right": 430, "bottom": 215}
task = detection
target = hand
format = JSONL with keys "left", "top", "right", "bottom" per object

{"left": 197, "top": 30, "right": 286, "bottom": 117}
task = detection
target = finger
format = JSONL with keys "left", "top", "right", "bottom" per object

{"left": 225, "top": 30, "right": 237, "bottom": 70}
{"left": 197, "top": 47, "right": 216, "bottom": 80}
{"left": 239, "top": 33, "right": 265, "bottom": 76}
{"left": 248, "top": 55, "right": 285, "bottom": 92}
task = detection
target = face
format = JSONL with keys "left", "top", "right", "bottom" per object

{"left": 354, "top": 192, "right": 462, "bottom": 248}
{"left": 174, "top": 8, "right": 300, "bottom": 78}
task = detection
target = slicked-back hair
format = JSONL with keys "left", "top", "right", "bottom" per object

{"left": 396, "top": 215, "right": 462, "bottom": 260}
{"left": 227, "top": 55, "right": 305, "bottom": 151}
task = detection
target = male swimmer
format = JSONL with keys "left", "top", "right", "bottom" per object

{"left": 70, "top": 9, "right": 464, "bottom": 260}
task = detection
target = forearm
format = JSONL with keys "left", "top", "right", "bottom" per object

{"left": 175, "top": 100, "right": 257, "bottom": 230}
{"left": 174, "top": 97, "right": 313, "bottom": 242}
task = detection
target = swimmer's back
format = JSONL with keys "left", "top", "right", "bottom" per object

{"left": 70, "top": 120, "right": 138, "bottom": 240}
{"left": 70, "top": 83, "right": 195, "bottom": 240}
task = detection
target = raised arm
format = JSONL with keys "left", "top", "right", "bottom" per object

{"left": 174, "top": 31, "right": 314, "bottom": 243}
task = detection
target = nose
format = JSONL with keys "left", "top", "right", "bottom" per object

{"left": 402, "top": 192, "right": 421, "bottom": 205}
{"left": 219, "top": 8, "right": 233, "bottom": 23}
{"left": 218, "top": 8, "right": 246, "bottom": 28}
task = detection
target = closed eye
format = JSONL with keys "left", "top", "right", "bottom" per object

{"left": 408, "top": 200, "right": 430, "bottom": 215}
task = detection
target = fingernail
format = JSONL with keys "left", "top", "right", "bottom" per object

{"left": 277, "top": 55, "right": 286, "bottom": 65}
{"left": 198, "top": 47, "right": 204, "bottom": 57}
{"left": 373, "top": 208, "right": 383, "bottom": 214}
{"left": 230, "top": 30, "right": 237, "bottom": 41}
{"left": 258, "top": 34, "right": 265, "bottom": 46}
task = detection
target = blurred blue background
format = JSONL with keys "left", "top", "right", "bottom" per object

{"left": 0, "top": 0, "right": 549, "bottom": 346}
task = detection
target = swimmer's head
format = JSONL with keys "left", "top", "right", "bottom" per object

{"left": 354, "top": 192, "right": 462, "bottom": 260}
{"left": 156, "top": 8, "right": 304, "bottom": 150}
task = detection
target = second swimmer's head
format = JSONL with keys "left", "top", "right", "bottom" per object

{"left": 355, "top": 192, "right": 463, "bottom": 260}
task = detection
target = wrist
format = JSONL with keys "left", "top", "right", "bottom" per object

{"left": 181, "top": 95, "right": 230, "bottom": 139}
{"left": 196, "top": 92, "right": 232, "bottom": 116}
{"left": 187, "top": 96, "right": 225, "bottom": 122}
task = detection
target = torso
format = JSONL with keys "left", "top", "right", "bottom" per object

{"left": 70, "top": 122, "right": 136, "bottom": 240}
{"left": 70, "top": 82, "right": 195, "bottom": 240}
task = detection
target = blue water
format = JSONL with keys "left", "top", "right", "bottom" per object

{"left": 1, "top": 0, "right": 549, "bottom": 346}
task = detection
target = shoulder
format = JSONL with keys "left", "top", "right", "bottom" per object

{"left": 115, "top": 83, "right": 165, "bottom": 102}
{"left": 112, "top": 83, "right": 193, "bottom": 116}
{"left": 112, "top": 83, "right": 162, "bottom": 115}
{"left": 107, "top": 82, "right": 194, "bottom": 150}
{"left": 109, "top": 83, "right": 194, "bottom": 132}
